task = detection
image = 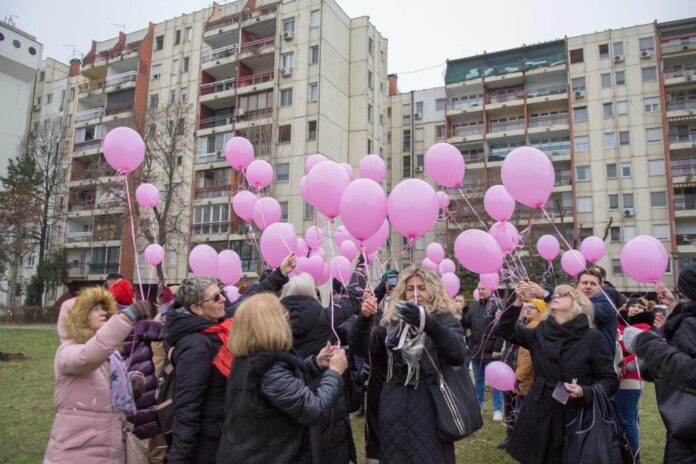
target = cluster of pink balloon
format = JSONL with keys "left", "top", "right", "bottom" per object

{"left": 420, "top": 243, "right": 459, "bottom": 297}
{"left": 188, "top": 244, "right": 243, "bottom": 302}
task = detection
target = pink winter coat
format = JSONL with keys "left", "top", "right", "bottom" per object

{"left": 43, "top": 287, "right": 135, "bottom": 464}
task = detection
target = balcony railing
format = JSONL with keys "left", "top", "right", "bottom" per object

{"left": 199, "top": 114, "right": 235, "bottom": 130}
{"left": 201, "top": 44, "right": 238, "bottom": 63}
{"left": 78, "top": 71, "right": 137, "bottom": 93}
{"left": 533, "top": 144, "right": 571, "bottom": 157}
{"left": 200, "top": 78, "right": 236, "bottom": 95}
{"left": 669, "top": 132, "right": 696, "bottom": 143}
{"left": 675, "top": 198, "right": 696, "bottom": 211}
{"left": 66, "top": 231, "right": 93, "bottom": 243}
{"left": 668, "top": 100, "right": 696, "bottom": 111}
{"left": 242, "top": 108, "right": 273, "bottom": 121}
{"left": 196, "top": 151, "right": 226, "bottom": 164}
{"left": 671, "top": 162, "right": 696, "bottom": 177}
{"left": 664, "top": 68, "right": 696, "bottom": 80}
{"left": 526, "top": 84, "right": 568, "bottom": 98}
{"left": 239, "top": 36, "right": 275, "bottom": 53}
{"left": 93, "top": 230, "right": 121, "bottom": 241}
{"left": 447, "top": 99, "right": 483, "bottom": 111}
{"left": 241, "top": 4, "right": 277, "bottom": 20}
{"left": 238, "top": 71, "right": 274, "bottom": 87}
{"left": 529, "top": 114, "right": 568, "bottom": 128}
{"left": 489, "top": 119, "right": 525, "bottom": 132}
{"left": 195, "top": 185, "right": 232, "bottom": 199}
{"left": 68, "top": 262, "right": 88, "bottom": 275}
{"left": 662, "top": 39, "right": 696, "bottom": 54}
{"left": 448, "top": 126, "right": 484, "bottom": 138}
{"left": 74, "top": 139, "right": 101, "bottom": 153}
{"left": 677, "top": 234, "right": 696, "bottom": 245}
{"left": 105, "top": 103, "right": 134, "bottom": 116}
{"left": 192, "top": 221, "right": 230, "bottom": 235}
{"left": 68, "top": 200, "right": 95, "bottom": 212}
{"left": 487, "top": 90, "right": 525, "bottom": 104}
{"left": 555, "top": 175, "right": 573, "bottom": 186}
{"left": 75, "top": 108, "right": 104, "bottom": 122}
{"left": 89, "top": 262, "right": 120, "bottom": 274}
{"left": 462, "top": 153, "right": 486, "bottom": 164}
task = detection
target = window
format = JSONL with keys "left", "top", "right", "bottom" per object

{"left": 615, "top": 71, "right": 625, "bottom": 85}
{"left": 644, "top": 97, "right": 660, "bottom": 112}
{"left": 617, "top": 101, "right": 628, "bottom": 115}
{"left": 621, "top": 163, "right": 631, "bottom": 177}
{"left": 283, "top": 18, "right": 295, "bottom": 33}
{"left": 436, "top": 125, "right": 446, "bottom": 138}
{"left": 605, "top": 132, "right": 616, "bottom": 149}
{"left": 276, "top": 163, "right": 290, "bottom": 182}
{"left": 70, "top": 87, "right": 75, "bottom": 101}
{"left": 619, "top": 131, "right": 630, "bottom": 146}
{"left": 278, "top": 124, "right": 291, "bottom": 143}
{"left": 623, "top": 193, "right": 634, "bottom": 208}
{"left": 571, "top": 77, "right": 586, "bottom": 91}
{"left": 171, "top": 59, "right": 179, "bottom": 75}
{"left": 367, "top": 104, "right": 373, "bottom": 123}
{"left": 607, "top": 163, "right": 617, "bottom": 179}
{"left": 308, "top": 120, "right": 317, "bottom": 140}
{"left": 610, "top": 226, "right": 621, "bottom": 242}
{"left": 280, "top": 88, "right": 293, "bottom": 106}
{"left": 169, "top": 89, "right": 176, "bottom": 104}
{"left": 642, "top": 67, "right": 657, "bottom": 82}
{"left": 436, "top": 98, "right": 447, "bottom": 111}
{"left": 193, "top": 204, "right": 229, "bottom": 235}
{"left": 613, "top": 41, "right": 624, "bottom": 56}
{"left": 415, "top": 127, "right": 424, "bottom": 142}
{"left": 46, "top": 93, "right": 53, "bottom": 104}
{"left": 403, "top": 129, "right": 411, "bottom": 151}
{"left": 281, "top": 52, "right": 294, "bottom": 70}
{"left": 653, "top": 224, "right": 669, "bottom": 240}
{"left": 570, "top": 48, "right": 584, "bottom": 63}
{"left": 639, "top": 37, "right": 655, "bottom": 52}
{"left": 651, "top": 191, "right": 667, "bottom": 208}
{"left": 415, "top": 101, "right": 424, "bottom": 115}
{"left": 612, "top": 259, "right": 622, "bottom": 275}
{"left": 603, "top": 102, "right": 614, "bottom": 118}
{"left": 367, "top": 138, "right": 373, "bottom": 153}
{"left": 646, "top": 128, "right": 662, "bottom": 143}
{"left": 184, "top": 27, "right": 192, "bottom": 42}
{"left": 648, "top": 160, "right": 665, "bottom": 176}
{"left": 601, "top": 73, "right": 612, "bottom": 89}
{"left": 175, "top": 30, "right": 181, "bottom": 45}
{"left": 387, "top": 131, "right": 392, "bottom": 143}
{"left": 402, "top": 103, "right": 411, "bottom": 119}
{"left": 573, "top": 106, "right": 588, "bottom": 121}
{"left": 416, "top": 154, "right": 424, "bottom": 170}
{"left": 310, "top": 45, "right": 319, "bottom": 64}
{"left": 380, "top": 113, "right": 385, "bottom": 126}
{"left": 574, "top": 136, "right": 589, "bottom": 151}
{"left": 279, "top": 202, "right": 289, "bottom": 222}
{"left": 38, "top": 71, "right": 45, "bottom": 82}
{"left": 310, "top": 10, "right": 320, "bottom": 28}
{"left": 180, "top": 87, "right": 188, "bottom": 103}
{"left": 577, "top": 196, "right": 592, "bottom": 213}
{"left": 608, "top": 194, "right": 619, "bottom": 210}
{"left": 183, "top": 56, "right": 190, "bottom": 73}
{"left": 155, "top": 35, "right": 164, "bottom": 50}
{"left": 304, "top": 83, "right": 316, "bottom": 103}
{"left": 177, "top": 118, "right": 185, "bottom": 135}
{"left": 402, "top": 155, "right": 411, "bottom": 177}
{"left": 599, "top": 44, "right": 609, "bottom": 59}
{"left": 368, "top": 37, "right": 374, "bottom": 55}
{"left": 368, "top": 70, "right": 374, "bottom": 90}
{"left": 304, "top": 203, "right": 315, "bottom": 220}
{"left": 624, "top": 226, "right": 636, "bottom": 241}
{"left": 576, "top": 165, "right": 591, "bottom": 181}
{"left": 152, "top": 64, "right": 161, "bottom": 80}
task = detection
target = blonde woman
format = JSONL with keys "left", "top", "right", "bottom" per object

{"left": 495, "top": 284, "right": 619, "bottom": 464}
{"left": 362, "top": 266, "right": 466, "bottom": 464}
{"left": 216, "top": 294, "right": 348, "bottom": 464}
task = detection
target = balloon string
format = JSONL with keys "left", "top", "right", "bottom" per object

{"left": 540, "top": 207, "right": 573, "bottom": 251}
{"left": 324, "top": 220, "right": 342, "bottom": 346}
{"left": 145, "top": 266, "right": 155, "bottom": 300}
{"left": 457, "top": 188, "right": 488, "bottom": 229}
{"left": 246, "top": 223, "right": 263, "bottom": 268}
{"left": 123, "top": 173, "right": 145, "bottom": 300}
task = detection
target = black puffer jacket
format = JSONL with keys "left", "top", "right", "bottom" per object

{"left": 461, "top": 298, "right": 504, "bottom": 360}
{"left": 216, "top": 350, "right": 344, "bottom": 464}
{"left": 495, "top": 305, "right": 619, "bottom": 464}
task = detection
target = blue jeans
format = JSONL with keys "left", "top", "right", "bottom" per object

{"left": 616, "top": 388, "right": 641, "bottom": 454}
{"left": 471, "top": 358, "right": 504, "bottom": 412}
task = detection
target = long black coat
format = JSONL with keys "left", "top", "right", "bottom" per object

{"left": 369, "top": 311, "right": 467, "bottom": 464}
{"left": 461, "top": 298, "right": 504, "bottom": 360}
{"left": 495, "top": 305, "right": 619, "bottom": 464}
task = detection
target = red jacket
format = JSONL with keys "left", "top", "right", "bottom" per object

{"left": 617, "top": 311, "right": 656, "bottom": 381}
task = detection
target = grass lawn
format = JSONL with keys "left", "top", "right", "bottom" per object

{"left": 1, "top": 327, "right": 667, "bottom": 463}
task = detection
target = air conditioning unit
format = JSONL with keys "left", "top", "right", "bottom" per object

{"left": 215, "top": 150, "right": 224, "bottom": 160}
{"left": 613, "top": 54, "right": 624, "bottom": 63}
{"left": 33, "top": 104, "right": 41, "bottom": 111}
{"left": 623, "top": 207, "right": 635, "bottom": 217}
{"left": 282, "top": 30, "right": 294, "bottom": 40}
{"left": 279, "top": 67, "right": 292, "bottom": 77}
{"left": 415, "top": 166, "right": 424, "bottom": 173}
{"left": 574, "top": 90, "right": 585, "bottom": 99}
{"left": 235, "top": 107, "right": 246, "bottom": 118}
{"left": 640, "top": 50, "right": 653, "bottom": 59}
{"left": 414, "top": 112, "right": 422, "bottom": 120}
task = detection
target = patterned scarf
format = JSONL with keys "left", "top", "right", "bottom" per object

{"left": 108, "top": 351, "right": 136, "bottom": 415}
{"left": 203, "top": 318, "right": 234, "bottom": 377}
{"left": 385, "top": 306, "right": 426, "bottom": 388}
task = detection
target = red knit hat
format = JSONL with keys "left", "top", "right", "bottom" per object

{"left": 108, "top": 279, "right": 135, "bottom": 306}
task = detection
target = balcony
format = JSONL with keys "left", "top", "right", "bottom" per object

{"left": 667, "top": 99, "right": 696, "bottom": 118}
{"left": 196, "top": 151, "right": 226, "bottom": 165}
{"left": 555, "top": 175, "right": 573, "bottom": 187}
{"left": 195, "top": 185, "right": 232, "bottom": 200}
{"left": 671, "top": 162, "right": 696, "bottom": 179}
{"left": 238, "top": 71, "right": 274, "bottom": 88}
{"left": 200, "top": 78, "right": 236, "bottom": 96}
{"left": 669, "top": 132, "right": 696, "bottom": 152}
{"left": 526, "top": 84, "right": 567, "bottom": 99}
{"left": 487, "top": 90, "right": 525, "bottom": 105}
{"left": 89, "top": 262, "right": 120, "bottom": 274}
{"left": 533, "top": 143, "right": 571, "bottom": 158}
{"left": 677, "top": 234, "right": 696, "bottom": 246}
{"left": 529, "top": 114, "right": 569, "bottom": 129}
{"left": 662, "top": 37, "right": 696, "bottom": 55}
{"left": 193, "top": 222, "right": 230, "bottom": 235}
{"left": 78, "top": 71, "right": 137, "bottom": 94}
{"left": 238, "top": 108, "right": 272, "bottom": 123}
{"left": 66, "top": 231, "right": 93, "bottom": 243}
{"left": 68, "top": 200, "right": 95, "bottom": 212}
{"left": 664, "top": 68, "right": 696, "bottom": 86}
{"left": 489, "top": 119, "right": 525, "bottom": 133}
{"left": 462, "top": 152, "right": 486, "bottom": 164}
{"left": 75, "top": 108, "right": 104, "bottom": 122}
{"left": 199, "top": 114, "right": 235, "bottom": 130}
{"left": 240, "top": 4, "right": 277, "bottom": 22}
{"left": 239, "top": 36, "right": 275, "bottom": 56}
{"left": 201, "top": 44, "right": 238, "bottom": 64}
{"left": 68, "top": 262, "right": 88, "bottom": 276}
{"left": 73, "top": 139, "right": 101, "bottom": 153}
{"left": 105, "top": 103, "right": 133, "bottom": 117}
{"left": 448, "top": 125, "right": 484, "bottom": 138}
{"left": 447, "top": 99, "right": 483, "bottom": 111}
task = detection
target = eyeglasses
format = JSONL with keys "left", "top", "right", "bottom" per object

{"left": 523, "top": 306, "right": 538, "bottom": 312}
{"left": 200, "top": 291, "right": 223, "bottom": 304}
{"left": 551, "top": 291, "right": 572, "bottom": 300}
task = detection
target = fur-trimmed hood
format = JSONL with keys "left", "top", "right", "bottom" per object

{"left": 61, "top": 287, "right": 118, "bottom": 343}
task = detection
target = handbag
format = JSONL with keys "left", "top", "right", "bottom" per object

{"left": 123, "top": 420, "right": 150, "bottom": 464}
{"left": 563, "top": 385, "right": 633, "bottom": 464}
{"left": 424, "top": 349, "right": 483, "bottom": 441}
{"left": 655, "top": 379, "right": 696, "bottom": 443}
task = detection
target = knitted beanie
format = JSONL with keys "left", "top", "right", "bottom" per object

{"left": 108, "top": 279, "right": 136, "bottom": 306}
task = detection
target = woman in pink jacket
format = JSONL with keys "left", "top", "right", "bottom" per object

{"left": 43, "top": 287, "right": 151, "bottom": 464}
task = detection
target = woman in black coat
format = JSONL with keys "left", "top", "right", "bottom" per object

{"left": 364, "top": 266, "right": 467, "bottom": 464}
{"left": 216, "top": 293, "right": 347, "bottom": 464}
{"left": 495, "top": 283, "right": 619, "bottom": 464}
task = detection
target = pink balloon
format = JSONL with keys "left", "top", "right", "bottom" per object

{"left": 438, "top": 258, "right": 456, "bottom": 275}
{"left": 341, "top": 162, "right": 354, "bottom": 180}
{"left": 426, "top": 243, "right": 445, "bottom": 264}
{"left": 135, "top": 183, "right": 160, "bottom": 208}
{"left": 425, "top": 143, "right": 465, "bottom": 188}
{"left": 359, "top": 154, "right": 386, "bottom": 183}
{"left": 222, "top": 285, "right": 240, "bottom": 303}
{"left": 296, "top": 238, "right": 309, "bottom": 258}
{"left": 620, "top": 235, "right": 669, "bottom": 283}
{"left": 331, "top": 256, "right": 352, "bottom": 286}
{"left": 305, "top": 226, "right": 324, "bottom": 250}
{"left": 485, "top": 361, "right": 516, "bottom": 391}
{"left": 306, "top": 255, "right": 325, "bottom": 281}
{"left": 454, "top": 229, "right": 504, "bottom": 274}
{"left": 561, "top": 250, "right": 586, "bottom": 277}
{"left": 295, "top": 257, "right": 311, "bottom": 275}
{"left": 421, "top": 257, "right": 438, "bottom": 272}
{"left": 245, "top": 159, "right": 273, "bottom": 190}
{"left": 252, "top": 197, "right": 281, "bottom": 230}
{"left": 501, "top": 146, "right": 555, "bottom": 208}
{"left": 436, "top": 191, "right": 450, "bottom": 209}
{"left": 484, "top": 185, "right": 515, "bottom": 222}
{"left": 305, "top": 161, "right": 351, "bottom": 219}
{"left": 580, "top": 236, "right": 607, "bottom": 263}
{"left": 188, "top": 244, "right": 218, "bottom": 277}
{"left": 305, "top": 153, "right": 327, "bottom": 174}
{"left": 441, "top": 273, "right": 461, "bottom": 298}
{"left": 317, "top": 263, "right": 331, "bottom": 286}
{"left": 103, "top": 127, "right": 145, "bottom": 173}
{"left": 224, "top": 136, "right": 254, "bottom": 171}
{"left": 334, "top": 226, "right": 353, "bottom": 246}
{"left": 340, "top": 179, "right": 388, "bottom": 241}
{"left": 536, "top": 235, "right": 560, "bottom": 261}
{"left": 144, "top": 244, "right": 165, "bottom": 266}
{"left": 387, "top": 179, "right": 439, "bottom": 240}
{"left": 232, "top": 190, "right": 257, "bottom": 222}
{"left": 480, "top": 273, "right": 499, "bottom": 291}
{"left": 488, "top": 221, "right": 520, "bottom": 254}
{"left": 340, "top": 240, "right": 358, "bottom": 261}
{"left": 309, "top": 247, "right": 326, "bottom": 260}
{"left": 217, "top": 250, "right": 242, "bottom": 285}
{"left": 362, "top": 219, "right": 389, "bottom": 254}
{"left": 259, "top": 222, "right": 297, "bottom": 268}
{"left": 300, "top": 176, "right": 310, "bottom": 204}
{"left": 473, "top": 289, "right": 480, "bottom": 301}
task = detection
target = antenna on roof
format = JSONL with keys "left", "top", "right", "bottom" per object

{"left": 111, "top": 23, "right": 126, "bottom": 33}
{"left": 62, "top": 44, "right": 84, "bottom": 61}
{"left": 4, "top": 14, "right": 18, "bottom": 26}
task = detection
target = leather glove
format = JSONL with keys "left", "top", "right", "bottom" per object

{"left": 622, "top": 326, "right": 643, "bottom": 354}
{"left": 122, "top": 301, "right": 152, "bottom": 323}
{"left": 395, "top": 301, "right": 423, "bottom": 327}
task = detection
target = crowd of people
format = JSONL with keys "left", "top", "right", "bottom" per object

{"left": 43, "top": 254, "right": 696, "bottom": 464}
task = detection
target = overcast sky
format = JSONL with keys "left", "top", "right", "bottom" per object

{"left": 3, "top": 0, "right": 694, "bottom": 91}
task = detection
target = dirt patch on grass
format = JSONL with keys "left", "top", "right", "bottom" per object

{"left": 0, "top": 352, "right": 27, "bottom": 361}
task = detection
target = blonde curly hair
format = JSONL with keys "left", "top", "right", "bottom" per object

{"left": 543, "top": 284, "right": 595, "bottom": 327}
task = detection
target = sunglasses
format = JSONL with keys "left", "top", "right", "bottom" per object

{"left": 552, "top": 291, "right": 572, "bottom": 300}
{"left": 201, "top": 291, "right": 223, "bottom": 304}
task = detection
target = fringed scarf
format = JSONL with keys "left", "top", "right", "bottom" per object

{"left": 203, "top": 318, "right": 234, "bottom": 377}
{"left": 385, "top": 305, "right": 426, "bottom": 388}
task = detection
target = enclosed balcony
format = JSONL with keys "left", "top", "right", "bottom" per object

{"left": 487, "top": 86, "right": 525, "bottom": 105}
{"left": 70, "top": 155, "right": 115, "bottom": 182}
{"left": 67, "top": 187, "right": 96, "bottom": 212}
{"left": 529, "top": 112, "right": 569, "bottom": 129}
{"left": 667, "top": 87, "right": 696, "bottom": 118}
{"left": 195, "top": 168, "right": 232, "bottom": 200}
{"left": 489, "top": 117, "right": 525, "bottom": 134}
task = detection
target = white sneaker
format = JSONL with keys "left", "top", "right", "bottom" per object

{"left": 492, "top": 410, "right": 503, "bottom": 422}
